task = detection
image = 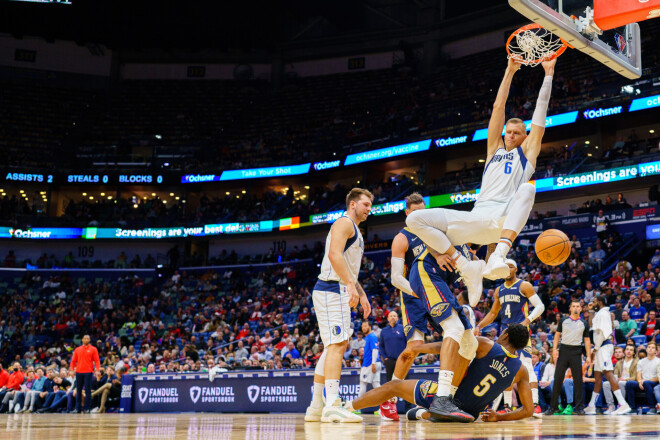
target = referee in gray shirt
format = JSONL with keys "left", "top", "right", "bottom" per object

{"left": 546, "top": 299, "right": 592, "bottom": 415}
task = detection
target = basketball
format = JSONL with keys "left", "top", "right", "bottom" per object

{"left": 535, "top": 229, "right": 571, "bottom": 266}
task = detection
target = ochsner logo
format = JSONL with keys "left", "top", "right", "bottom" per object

{"left": 449, "top": 192, "right": 478, "bottom": 204}
{"left": 247, "top": 385, "right": 297, "bottom": 403}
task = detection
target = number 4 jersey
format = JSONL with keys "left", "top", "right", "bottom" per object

{"left": 414, "top": 342, "right": 522, "bottom": 418}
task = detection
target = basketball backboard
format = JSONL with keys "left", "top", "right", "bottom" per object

{"left": 509, "top": 0, "right": 642, "bottom": 79}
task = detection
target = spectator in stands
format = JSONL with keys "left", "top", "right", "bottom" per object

{"left": 17, "top": 367, "right": 45, "bottom": 413}
{"left": 640, "top": 310, "right": 660, "bottom": 342}
{"left": 624, "top": 341, "right": 659, "bottom": 413}
{"left": 619, "top": 311, "right": 639, "bottom": 339}
{"left": 609, "top": 270, "right": 623, "bottom": 289}
{"left": 626, "top": 296, "right": 647, "bottom": 323}
{"left": 594, "top": 210, "right": 610, "bottom": 240}
{"left": 602, "top": 344, "right": 638, "bottom": 413}
{"left": 0, "top": 362, "right": 25, "bottom": 413}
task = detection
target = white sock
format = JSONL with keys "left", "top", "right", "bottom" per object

{"left": 494, "top": 239, "right": 512, "bottom": 259}
{"left": 436, "top": 370, "right": 453, "bottom": 397}
{"left": 325, "top": 380, "right": 340, "bottom": 408}
{"left": 454, "top": 254, "right": 470, "bottom": 272}
{"left": 450, "top": 385, "right": 458, "bottom": 397}
{"left": 311, "top": 382, "right": 324, "bottom": 409}
{"left": 413, "top": 408, "right": 425, "bottom": 419}
{"left": 392, "top": 374, "right": 402, "bottom": 381}
{"left": 503, "top": 390, "right": 513, "bottom": 407}
{"left": 531, "top": 387, "right": 539, "bottom": 405}
{"left": 588, "top": 392, "right": 598, "bottom": 408}
{"left": 613, "top": 389, "right": 625, "bottom": 404}
{"left": 344, "top": 400, "right": 355, "bottom": 412}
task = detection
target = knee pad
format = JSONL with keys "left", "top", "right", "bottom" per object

{"left": 406, "top": 208, "right": 447, "bottom": 232}
{"left": 314, "top": 350, "right": 327, "bottom": 377}
{"left": 440, "top": 311, "right": 466, "bottom": 344}
{"left": 516, "top": 183, "right": 536, "bottom": 204}
{"left": 458, "top": 330, "right": 478, "bottom": 361}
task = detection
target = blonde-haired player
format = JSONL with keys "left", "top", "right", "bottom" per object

{"left": 407, "top": 58, "right": 557, "bottom": 304}
{"left": 305, "top": 188, "right": 373, "bottom": 423}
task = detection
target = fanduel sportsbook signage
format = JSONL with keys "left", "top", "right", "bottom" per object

{"left": 121, "top": 368, "right": 436, "bottom": 413}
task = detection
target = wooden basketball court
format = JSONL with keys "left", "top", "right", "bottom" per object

{"left": 4, "top": 414, "right": 660, "bottom": 439}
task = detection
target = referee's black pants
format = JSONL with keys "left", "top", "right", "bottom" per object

{"left": 550, "top": 345, "right": 584, "bottom": 410}
{"left": 383, "top": 358, "right": 398, "bottom": 382}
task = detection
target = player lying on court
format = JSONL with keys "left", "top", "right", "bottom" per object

{"left": 406, "top": 57, "right": 557, "bottom": 305}
{"left": 475, "top": 259, "right": 544, "bottom": 416}
{"left": 343, "top": 324, "right": 534, "bottom": 422}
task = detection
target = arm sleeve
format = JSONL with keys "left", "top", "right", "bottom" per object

{"left": 583, "top": 320, "right": 590, "bottom": 338}
{"left": 531, "top": 76, "right": 553, "bottom": 127}
{"left": 557, "top": 318, "right": 564, "bottom": 333}
{"left": 391, "top": 257, "right": 413, "bottom": 295}
{"left": 526, "top": 294, "right": 545, "bottom": 321}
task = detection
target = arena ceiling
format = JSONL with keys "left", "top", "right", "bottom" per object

{"left": 0, "top": 0, "right": 521, "bottom": 59}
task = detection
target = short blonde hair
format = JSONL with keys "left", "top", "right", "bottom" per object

{"left": 506, "top": 118, "right": 527, "bottom": 131}
{"left": 346, "top": 188, "right": 374, "bottom": 209}
{"left": 405, "top": 192, "right": 424, "bottom": 209}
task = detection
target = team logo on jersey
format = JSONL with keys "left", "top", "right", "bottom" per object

{"left": 430, "top": 303, "right": 449, "bottom": 317}
{"left": 404, "top": 325, "right": 412, "bottom": 336}
{"left": 420, "top": 380, "right": 432, "bottom": 397}
{"left": 331, "top": 325, "right": 342, "bottom": 336}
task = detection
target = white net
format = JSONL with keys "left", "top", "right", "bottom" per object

{"left": 507, "top": 26, "right": 565, "bottom": 66}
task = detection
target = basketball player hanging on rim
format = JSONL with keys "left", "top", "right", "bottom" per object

{"left": 407, "top": 57, "right": 557, "bottom": 305}
{"left": 475, "top": 259, "right": 545, "bottom": 417}
{"left": 305, "top": 188, "right": 373, "bottom": 423}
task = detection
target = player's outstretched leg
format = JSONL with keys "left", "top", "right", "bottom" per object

{"left": 346, "top": 380, "right": 415, "bottom": 421}
{"left": 428, "top": 311, "right": 477, "bottom": 423}
{"left": 483, "top": 183, "right": 535, "bottom": 280}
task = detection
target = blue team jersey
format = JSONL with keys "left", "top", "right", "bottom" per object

{"left": 498, "top": 280, "right": 530, "bottom": 326}
{"left": 413, "top": 246, "right": 470, "bottom": 286}
{"left": 399, "top": 228, "right": 426, "bottom": 277}
{"left": 363, "top": 332, "right": 380, "bottom": 366}
{"left": 414, "top": 342, "right": 522, "bottom": 418}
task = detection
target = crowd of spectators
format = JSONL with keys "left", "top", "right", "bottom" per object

{"left": 0, "top": 215, "right": 658, "bottom": 412}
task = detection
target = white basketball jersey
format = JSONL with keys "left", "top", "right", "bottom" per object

{"left": 318, "top": 216, "right": 364, "bottom": 284}
{"left": 475, "top": 146, "right": 535, "bottom": 206}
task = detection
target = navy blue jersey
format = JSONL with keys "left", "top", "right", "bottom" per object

{"left": 498, "top": 280, "right": 530, "bottom": 326}
{"left": 414, "top": 342, "right": 522, "bottom": 418}
{"left": 399, "top": 228, "right": 426, "bottom": 277}
{"left": 412, "top": 244, "right": 471, "bottom": 286}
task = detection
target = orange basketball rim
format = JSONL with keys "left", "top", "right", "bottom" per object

{"left": 506, "top": 23, "right": 572, "bottom": 66}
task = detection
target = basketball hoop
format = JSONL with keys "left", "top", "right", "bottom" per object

{"left": 506, "top": 24, "right": 571, "bottom": 67}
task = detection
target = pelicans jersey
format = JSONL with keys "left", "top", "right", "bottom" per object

{"left": 414, "top": 342, "right": 522, "bottom": 418}
{"left": 475, "top": 146, "right": 535, "bottom": 208}
{"left": 498, "top": 279, "right": 532, "bottom": 358}
{"left": 399, "top": 227, "right": 426, "bottom": 277}
{"left": 499, "top": 280, "right": 530, "bottom": 326}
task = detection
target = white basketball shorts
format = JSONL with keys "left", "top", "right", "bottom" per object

{"left": 594, "top": 344, "right": 614, "bottom": 372}
{"left": 312, "top": 280, "right": 354, "bottom": 346}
